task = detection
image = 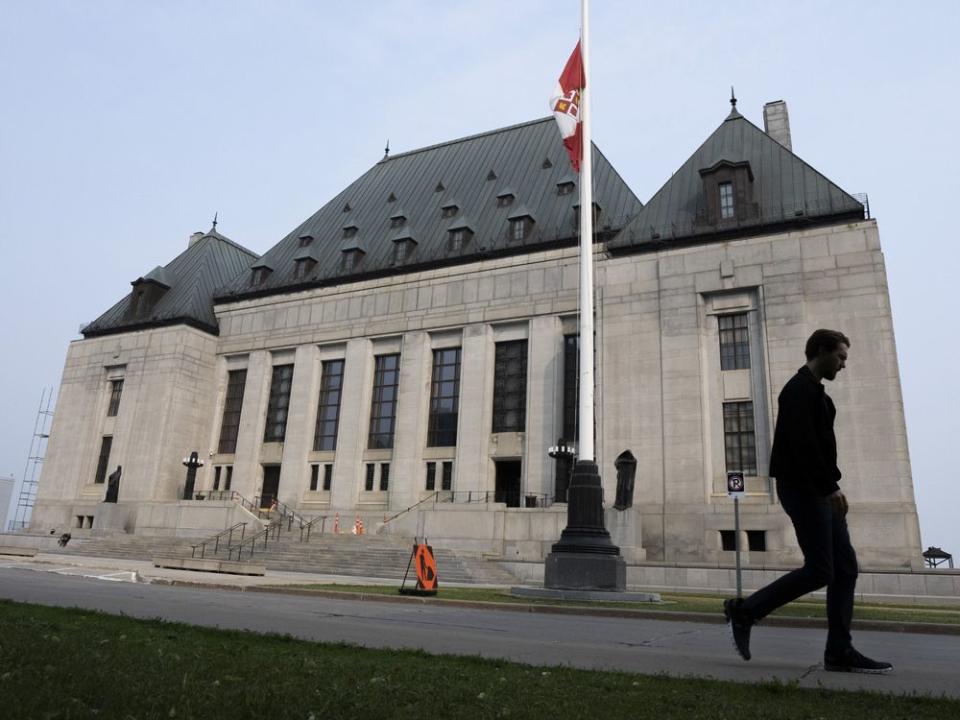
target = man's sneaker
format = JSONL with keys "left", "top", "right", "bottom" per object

{"left": 723, "top": 598, "right": 753, "bottom": 661}
{"left": 824, "top": 648, "right": 893, "bottom": 674}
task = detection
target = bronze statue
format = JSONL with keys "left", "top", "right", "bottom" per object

{"left": 104, "top": 465, "right": 122, "bottom": 503}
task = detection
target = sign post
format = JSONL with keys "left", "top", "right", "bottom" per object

{"left": 727, "top": 471, "right": 745, "bottom": 598}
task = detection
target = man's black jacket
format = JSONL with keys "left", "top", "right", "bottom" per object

{"left": 768, "top": 365, "right": 841, "bottom": 496}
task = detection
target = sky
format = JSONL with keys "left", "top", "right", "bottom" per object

{"left": 1, "top": 1, "right": 958, "bottom": 556}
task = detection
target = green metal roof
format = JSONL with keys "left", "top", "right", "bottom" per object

{"left": 215, "top": 117, "right": 643, "bottom": 301}
{"left": 82, "top": 230, "right": 259, "bottom": 338}
{"left": 608, "top": 105, "right": 864, "bottom": 252}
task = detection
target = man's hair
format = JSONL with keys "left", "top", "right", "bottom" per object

{"left": 805, "top": 329, "right": 851, "bottom": 360}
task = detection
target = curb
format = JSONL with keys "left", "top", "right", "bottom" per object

{"left": 151, "top": 579, "right": 960, "bottom": 636}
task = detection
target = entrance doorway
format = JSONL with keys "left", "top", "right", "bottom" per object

{"left": 494, "top": 460, "right": 521, "bottom": 508}
{"left": 261, "top": 466, "right": 280, "bottom": 509}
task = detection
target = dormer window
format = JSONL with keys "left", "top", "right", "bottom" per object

{"left": 390, "top": 215, "right": 406, "bottom": 229}
{"left": 448, "top": 228, "right": 472, "bottom": 252}
{"left": 250, "top": 266, "right": 272, "bottom": 287}
{"left": 341, "top": 249, "right": 364, "bottom": 272}
{"left": 496, "top": 192, "right": 514, "bottom": 208}
{"left": 342, "top": 225, "right": 358, "bottom": 239}
{"left": 298, "top": 234, "right": 314, "bottom": 247}
{"left": 441, "top": 204, "right": 458, "bottom": 219}
{"left": 393, "top": 238, "right": 416, "bottom": 264}
{"left": 294, "top": 258, "right": 316, "bottom": 279}
{"left": 557, "top": 181, "right": 575, "bottom": 196}
{"left": 572, "top": 202, "right": 602, "bottom": 228}
{"left": 509, "top": 218, "right": 532, "bottom": 241}
{"left": 719, "top": 182, "right": 735, "bottom": 219}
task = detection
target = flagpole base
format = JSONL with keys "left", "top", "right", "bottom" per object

{"left": 544, "top": 459, "right": 626, "bottom": 591}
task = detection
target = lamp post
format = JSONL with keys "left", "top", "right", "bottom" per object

{"left": 548, "top": 438, "right": 576, "bottom": 504}
{"left": 182, "top": 451, "right": 204, "bottom": 500}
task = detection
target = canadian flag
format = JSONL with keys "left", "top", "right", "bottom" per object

{"left": 550, "top": 41, "right": 585, "bottom": 172}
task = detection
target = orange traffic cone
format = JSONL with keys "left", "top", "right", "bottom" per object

{"left": 334, "top": 513, "right": 340, "bottom": 535}
{"left": 354, "top": 514, "right": 364, "bottom": 535}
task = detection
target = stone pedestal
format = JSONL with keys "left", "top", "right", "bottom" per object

{"left": 544, "top": 552, "right": 626, "bottom": 590}
{"left": 606, "top": 506, "right": 646, "bottom": 563}
{"left": 92, "top": 502, "right": 133, "bottom": 535}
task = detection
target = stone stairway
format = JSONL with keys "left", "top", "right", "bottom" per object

{"left": 46, "top": 528, "right": 516, "bottom": 585}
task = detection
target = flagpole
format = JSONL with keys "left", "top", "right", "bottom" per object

{"left": 544, "top": 0, "right": 625, "bottom": 592}
{"left": 578, "top": 0, "right": 594, "bottom": 463}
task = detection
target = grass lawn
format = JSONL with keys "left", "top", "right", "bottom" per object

{"left": 267, "top": 584, "right": 960, "bottom": 626}
{"left": 1, "top": 599, "right": 957, "bottom": 720}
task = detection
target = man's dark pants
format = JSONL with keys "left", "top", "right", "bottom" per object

{"left": 742, "top": 478, "right": 858, "bottom": 654}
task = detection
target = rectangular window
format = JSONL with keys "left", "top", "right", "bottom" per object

{"left": 214, "top": 466, "right": 222, "bottom": 491}
{"left": 218, "top": 369, "right": 247, "bottom": 454}
{"left": 747, "top": 530, "right": 767, "bottom": 552}
{"left": 720, "top": 530, "right": 737, "bottom": 552}
{"left": 107, "top": 379, "right": 123, "bottom": 417}
{"left": 441, "top": 461, "right": 453, "bottom": 491}
{"left": 93, "top": 436, "right": 112, "bottom": 484}
{"left": 719, "top": 182, "right": 735, "bottom": 219}
{"left": 509, "top": 218, "right": 528, "bottom": 241}
{"left": 379, "top": 463, "right": 390, "bottom": 491}
{"left": 314, "top": 359, "right": 345, "bottom": 451}
{"left": 264, "top": 364, "right": 294, "bottom": 442}
{"left": 563, "top": 334, "right": 579, "bottom": 441}
{"left": 368, "top": 353, "right": 400, "bottom": 449}
{"left": 309, "top": 464, "right": 320, "bottom": 491}
{"left": 425, "top": 462, "right": 436, "bottom": 491}
{"left": 492, "top": 340, "right": 528, "bottom": 432}
{"left": 428, "top": 347, "right": 461, "bottom": 446}
{"left": 323, "top": 464, "right": 333, "bottom": 491}
{"left": 224, "top": 466, "right": 233, "bottom": 491}
{"left": 365, "top": 463, "right": 376, "bottom": 491}
{"left": 724, "top": 401, "right": 757, "bottom": 475}
{"left": 718, "top": 314, "right": 750, "bottom": 370}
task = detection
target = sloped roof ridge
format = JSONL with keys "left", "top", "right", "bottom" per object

{"left": 204, "top": 228, "right": 260, "bottom": 259}
{"left": 379, "top": 117, "right": 555, "bottom": 164}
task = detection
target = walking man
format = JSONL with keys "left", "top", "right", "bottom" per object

{"left": 724, "top": 329, "right": 892, "bottom": 674}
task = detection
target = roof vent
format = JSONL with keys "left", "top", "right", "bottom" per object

{"left": 435, "top": 182, "right": 445, "bottom": 192}
{"left": 486, "top": 169, "right": 497, "bottom": 181}
{"left": 387, "top": 192, "right": 397, "bottom": 203}
{"left": 542, "top": 157, "right": 553, "bottom": 169}
{"left": 343, "top": 203, "right": 352, "bottom": 212}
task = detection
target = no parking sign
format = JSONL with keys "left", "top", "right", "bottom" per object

{"left": 727, "top": 471, "right": 745, "bottom": 498}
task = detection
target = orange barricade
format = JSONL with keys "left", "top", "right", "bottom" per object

{"left": 399, "top": 541, "right": 438, "bottom": 595}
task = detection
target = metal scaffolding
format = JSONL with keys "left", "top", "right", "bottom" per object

{"left": 9, "top": 388, "right": 55, "bottom": 531}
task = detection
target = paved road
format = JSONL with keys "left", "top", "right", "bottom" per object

{"left": 1, "top": 565, "right": 958, "bottom": 698}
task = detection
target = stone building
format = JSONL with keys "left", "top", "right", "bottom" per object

{"left": 32, "top": 99, "right": 923, "bottom": 568}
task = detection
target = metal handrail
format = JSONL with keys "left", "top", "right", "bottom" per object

{"left": 438, "top": 490, "right": 555, "bottom": 508}
{"left": 299, "top": 515, "right": 327, "bottom": 542}
{"left": 379, "top": 492, "right": 440, "bottom": 531}
{"left": 191, "top": 522, "right": 247, "bottom": 559}
{"left": 227, "top": 519, "right": 284, "bottom": 561}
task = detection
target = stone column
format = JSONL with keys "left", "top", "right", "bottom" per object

{"left": 330, "top": 338, "right": 371, "bottom": 511}
{"left": 525, "top": 316, "right": 561, "bottom": 501}
{"left": 391, "top": 331, "right": 429, "bottom": 510}
{"left": 278, "top": 345, "right": 318, "bottom": 507}
{"left": 455, "top": 324, "right": 493, "bottom": 495}
{"left": 231, "top": 350, "right": 270, "bottom": 500}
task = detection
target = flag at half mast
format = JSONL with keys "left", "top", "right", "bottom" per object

{"left": 550, "top": 41, "right": 585, "bottom": 172}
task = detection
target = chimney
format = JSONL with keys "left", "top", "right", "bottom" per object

{"left": 189, "top": 231, "right": 205, "bottom": 247}
{"left": 763, "top": 100, "right": 792, "bottom": 151}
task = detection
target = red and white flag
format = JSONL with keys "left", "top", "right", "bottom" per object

{"left": 550, "top": 41, "right": 585, "bottom": 172}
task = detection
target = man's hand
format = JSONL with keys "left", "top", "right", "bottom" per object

{"left": 829, "top": 490, "right": 848, "bottom": 517}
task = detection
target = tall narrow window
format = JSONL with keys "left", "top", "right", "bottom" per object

{"left": 562, "top": 334, "right": 579, "bottom": 441}
{"left": 428, "top": 347, "right": 461, "bottom": 446}
{"left": 425, "top": 462, "right": 437, "bottom": 491}
{"left": 719, "top": 182, "right": 735, "bottom": 219}
{"left": 224, "top": 465, "right": 233, "bottom": 491}
{"left": 107, "top": 379, "right": 124, "bottom": 417}
{"left": 214, "top": 466, "right": 222, "bottom": 491}
{"left": 718, "top": 314, "right": 750, "bottom": 370}
{"left": 379, "top": 463, "right": 390, "bottom": 491}
{"left": 309, "top": 464, "right": 320, "bottom": 491}
{"left": 368, "top": 354, "right": 400, "bottom": 449}
{"left": 323, "top": 464, "right": 333, "bottom": 491}
{"left": 93, "top": 436, "right": 112, "bottom": 484}
{"left": 264, "top": 364, "right": 294, "bottom": 442}
{"left": 365, "top": 463, "right": 376, "bottom": 491}
{"left": 314, "top": 359, "right": 345, "bottom": 451}
{"left": 492, "top": 340, "right": 528, "bottom": 432}
{"left": 441, "top": 461, "right": 453, "bottom": 491}
{"left": 218, "top": 369, "right": 247, "bottom": 454}
{"left": 724, "top": 401, "right": 757, "bottom": 475}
